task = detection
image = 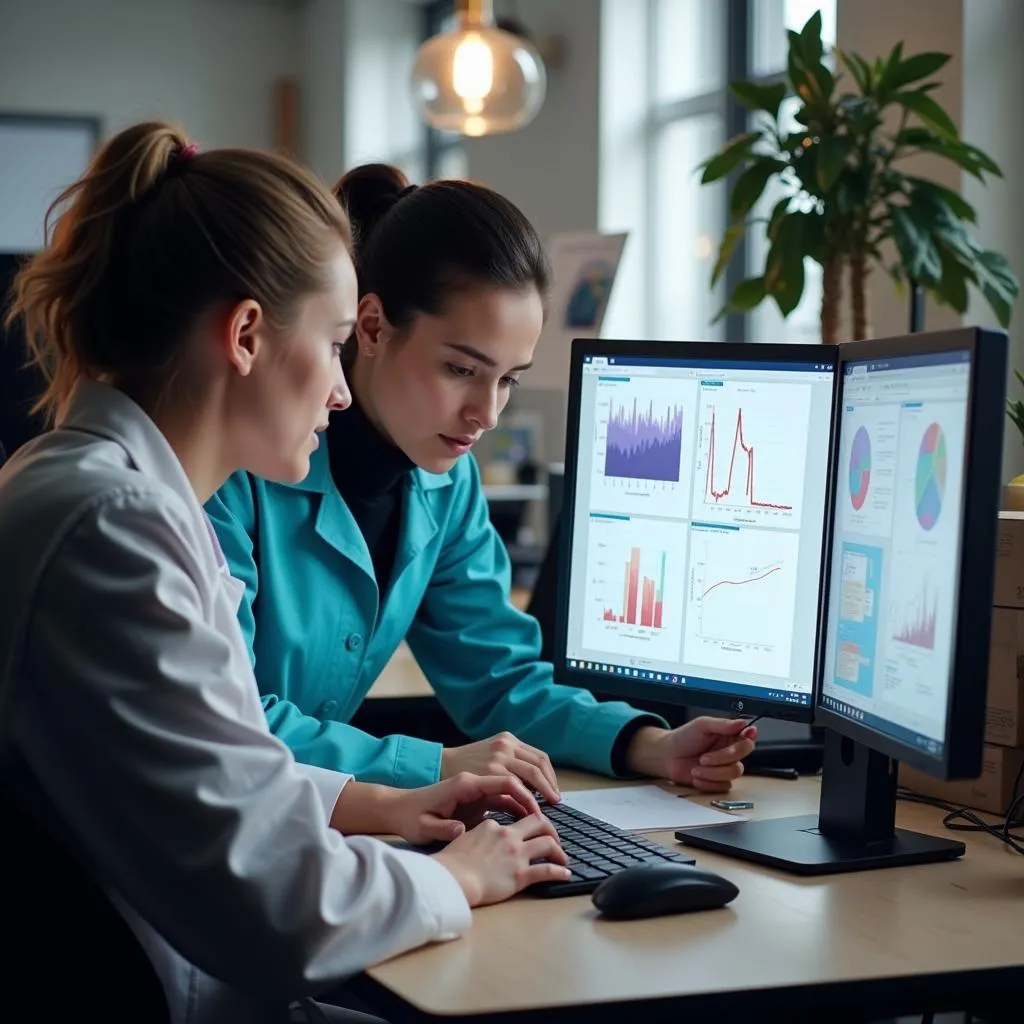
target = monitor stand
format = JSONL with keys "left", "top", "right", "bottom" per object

{"left": 676, "top": 731, "right": 965, "bottom": 876}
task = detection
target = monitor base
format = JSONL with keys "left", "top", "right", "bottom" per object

{"left": 676, "top": 814, "right": 965, "bottom": 876}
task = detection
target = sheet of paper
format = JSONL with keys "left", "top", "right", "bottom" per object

{"left": 560, "top": 785, "right": 748, "bottom": 832}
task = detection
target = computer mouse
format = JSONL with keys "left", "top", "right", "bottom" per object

{"left": 591, "top": 862, "right": 739, "bottom": 920}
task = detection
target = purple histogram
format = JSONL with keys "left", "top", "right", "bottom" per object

{"left": 604, "top": 397, "right": 683, "bottom": 482}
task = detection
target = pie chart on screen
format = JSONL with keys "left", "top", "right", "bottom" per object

{"left": 915, "top": 423, "right": 947, "bottom": 531}
{"left": 849, "top": 426, "right": 871, "bottom": 511}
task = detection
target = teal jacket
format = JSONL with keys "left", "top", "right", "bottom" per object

{"left": 205, "top": 443, "right": 661, "bottom": 789}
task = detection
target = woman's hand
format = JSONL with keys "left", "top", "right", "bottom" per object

{"left": 329, "top": 773, "right": 540, "bottom": 843}
{"left": 625, "top": 718, "right": 758, "bottom": 793}
{"left": 389, "top": 771, "right": 544, "bottom": 845}
{"left": 433, "top": 813, "right": 570, "bottom": 906}
{"left": 441, "top": 732, "right": 560, "bottom": 804}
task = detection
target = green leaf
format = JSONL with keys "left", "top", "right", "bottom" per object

{"left": 795, "top": 210, "right": 826, "bottom": 264}
{"left": 975, "top": 250, "right": 1020, "bottom": 328}
{"left": 889, "top": 204, "right": 942, "bottom": 285}
{"left": 877, "top": 41, "right": 904, "bottom": 98}
{"left": 711, "top": 221, "right": 748, "bottom": 288}
{"left": 904, "top": 177, "right": 977, "bottom": 223}
{"left": 837, "top": 48, "right": 870, "bottom": 94}
{"left": 885, "top": 51, "right": 951, "bottom": 92}
{"left": 787, "top": 30, "right": 809, "bottom": 94}
{"left": 766, "top": 197, "right": 791, "bottom": 243}
{"left": 764, "top": 216, "right": 807, "bottom": 317}
{"left": 895, "top": 130, "right": 1003, "bottom": 180}
{"left": 790, "top": 144, "right": 820, "bottom": 196}
{"left": 729, "top": 158, "right": 787, "bottom": 219}
{"left": 933, "top": 244, "right": 971, "bottom": 314}
{"left": 699, "top": 131, "right": 761, "bottom": 183}
{"left": 816, "top": 136, "right": 854, "bottom": 192}
{"left": 799, "top": 10, "right": 824, "bottom": 66}
{"left": 730, "top": 81, "right": 788, "bottom": 121}
{"left": 807, "top": 63, "right": 837, "bottom": 107}
{"left": 837, "top": 95, "right": 880, "bottom": 130}
{"left": 715, "top": 276, "right": 767, "bottom": 322}
{"left": 893, "top": 90, "right": 958, "bottom": 138}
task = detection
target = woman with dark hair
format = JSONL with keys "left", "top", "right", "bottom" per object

{"left": 206, "top": 165, "right": 757, "bottom": 804}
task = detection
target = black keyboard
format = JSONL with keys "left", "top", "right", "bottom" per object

{"left": 490, "top": 800, "right": 696, "bottom": 898}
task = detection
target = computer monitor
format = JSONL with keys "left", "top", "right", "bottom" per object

{"left": 555, "top": 340, "right": 838, "bottom": 723}
{"left": 680, "top": 327, "right": 1007, "bottom": 875}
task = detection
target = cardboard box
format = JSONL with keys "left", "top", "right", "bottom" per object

{"left": 993, "top": 512, "right": 1024, "bottom": 608}
{"left": 987, "top": 608, "right": 1024, "bottom": 746}
{"left": 899, "top": 744, "right": 1024, "bottom": 815}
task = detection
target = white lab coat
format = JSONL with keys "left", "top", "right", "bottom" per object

{"left": 0, "top": 381, "right": 471, "bottom": 1024}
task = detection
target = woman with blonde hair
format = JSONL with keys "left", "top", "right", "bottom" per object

{"left": 0, "top": 122, "right": 568, "bottom": 1024}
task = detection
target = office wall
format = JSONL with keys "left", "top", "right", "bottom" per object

{"left": 302, "top": 0, "right": 424, "bottom": 186}
{"left": 0, "top": 0, "right": 300, "bottom": 149}
{"left": 837, "top": 0, "right": 965, "bottom": 342}
{"left": 462, "top": 0, "right": 602, "bottom": 254}
{"left": 460, "top": 0, "right": 602, "bottom": 398}
{"left": 962, "top": 0, "right": 1024, "bottom": 481}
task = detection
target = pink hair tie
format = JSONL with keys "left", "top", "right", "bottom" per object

{"left": 177, "top": 143, "right": 199, "bottom": 164}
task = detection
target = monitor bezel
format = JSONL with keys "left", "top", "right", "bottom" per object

{"left": 553, "top": 337, "right": 840, "bottom": 725}
{"left": 814, "top": 327, "right": 1006, "bottom": 781}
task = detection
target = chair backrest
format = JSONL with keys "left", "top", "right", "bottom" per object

{"left": 0, "top": 757, "right": 170, "bottom": 1021}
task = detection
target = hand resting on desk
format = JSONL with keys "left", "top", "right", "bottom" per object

{"left": 438, "top": 718, "right": 758, "bottom": 802}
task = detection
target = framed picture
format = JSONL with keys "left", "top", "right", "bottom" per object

{"left": 0, "top": 113, "right": 100, "bottom": 253}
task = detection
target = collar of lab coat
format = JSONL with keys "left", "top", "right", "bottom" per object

{"left": 58, "top": 380, "right": 230, "bottom": 579}
{"left": 286, "top": 429, "right": 454, "bottom": 496}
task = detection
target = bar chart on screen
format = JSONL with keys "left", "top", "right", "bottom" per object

{"left": 588, "top": 376, "right": 698, "bottom": 519}
{"left": 682, "top": 524, "right": 799, "bottom": 678}
{"left": 580, "top": 513, "right": 687, "bottom": 662}
{"left": 692, "top": 379, "right": 811, "bottom": 529}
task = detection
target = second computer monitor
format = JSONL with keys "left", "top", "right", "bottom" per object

{"left": 556, "top": 340, "right": 837, "bottom": 721}
{"left": 818, "top": 332, "right": 1005, "bottom": 778}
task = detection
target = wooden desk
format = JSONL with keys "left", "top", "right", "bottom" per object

{"left": 353, "top": 771, "right": 1024, "bottom": 1022}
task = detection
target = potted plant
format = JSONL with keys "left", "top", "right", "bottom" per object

{"left": 699, "top": 11, "right": 1019, "bottom": 342}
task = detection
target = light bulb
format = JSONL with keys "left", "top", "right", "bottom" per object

{"left": 452, "top": 33, "right": 494, "bottom": 115}
{"left": 410, "top": 3, "right": 546, "bottom": 137}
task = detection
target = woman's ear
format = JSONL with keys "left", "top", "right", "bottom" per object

{"left": 223, "top": 299, "right": 265, "bottom": 376}
{"left": 353, "top": 294, "right": 391, "bottom": 357}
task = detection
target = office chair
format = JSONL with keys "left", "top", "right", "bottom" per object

{"left": 0, "top": 756, "right": 170, "bottom": 1020}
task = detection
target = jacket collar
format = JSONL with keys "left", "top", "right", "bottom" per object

{"left": 58, "top": 380, "right": 227, "bottom": 574}
{"left": 288, "top": 432, "right": 454, "bottom": 497}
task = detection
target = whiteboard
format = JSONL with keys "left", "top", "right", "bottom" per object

{"left": 0, "top": 116, "right": 98, "bottom": 253}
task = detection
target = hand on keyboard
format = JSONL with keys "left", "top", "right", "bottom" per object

{"left": 489, "top": 800, "right": 696, "bottom": 898}
{"left": 432, "top": 813, "right": 571, "bottom": 906}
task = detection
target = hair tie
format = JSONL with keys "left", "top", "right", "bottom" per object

{"left": 397, "top": 184, "right": 417, "bottom": 201}
{"left": 177, "top": 143, "right": 199, "bottom": 165}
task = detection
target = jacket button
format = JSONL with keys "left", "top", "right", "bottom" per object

{"left": 321, "top": 700, "right": 339, "bottom": 717}
{"left": 345, "top": 633, "right": 363, "bottom": 652}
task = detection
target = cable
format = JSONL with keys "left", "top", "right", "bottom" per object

{"left": 897, "top": 754, "right": 1024, "bottom": 856}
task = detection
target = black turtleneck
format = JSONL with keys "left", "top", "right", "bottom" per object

{"left": 325, "top": 393, "right": 413, "bottom": 594}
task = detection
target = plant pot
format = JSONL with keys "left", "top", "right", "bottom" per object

{"left": 1003, "top": 473, "right": 1024, "bottom": 512}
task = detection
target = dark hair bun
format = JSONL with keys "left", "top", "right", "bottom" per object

{"left": 333, "top": 163, "right": 409, "bottom": 250}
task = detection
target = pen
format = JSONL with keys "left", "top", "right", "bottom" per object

{"left": 741, "top": 715, "right": 762, "bottom": 729}
{"left": 746, "top": 766, "right": 800, "bottom": 780}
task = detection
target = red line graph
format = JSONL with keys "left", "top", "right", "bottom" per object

{"left": 701, "top": 565, "right": 782, "bottom": 599}
{"left": 704, "top": 407, "right": 793, "bottom": 511}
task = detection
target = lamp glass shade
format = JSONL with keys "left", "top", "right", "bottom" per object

{"left": 411, "top": 25, "right": 546, "bottom": 137}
